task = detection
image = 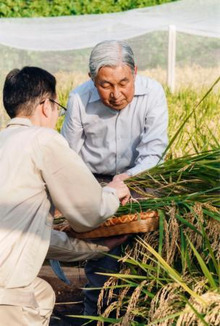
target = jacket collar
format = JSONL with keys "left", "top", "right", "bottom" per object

{"left": 7, "top": 117, "right": 33, "bottom": 127}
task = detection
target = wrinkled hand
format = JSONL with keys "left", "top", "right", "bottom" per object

{"left": 113, "top": 173, "right": 130, "bottom": 182}
{"left": 107, "top": 179, "right": 131, "bottom": 205}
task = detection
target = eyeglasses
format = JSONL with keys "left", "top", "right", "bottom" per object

{"left": 40, "top": 98, "right": 67, "bottom": 116}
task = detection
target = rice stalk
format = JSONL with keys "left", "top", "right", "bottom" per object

{"left": 176, "top": 291, "right": 220, "bottom": 326}
{"left": 148, "top": 282, "right": 186, "bottom": 325}
{"left": 119, "top": 280, "right": 147, "bottom": 326}
{"left": 164, "top": 76, "right": 220, "bottom": 157}
{"left": 124, "top": 149, "right": 220, "bottom": 202}
{"left": 186, "top": 236, "right": 217, "bottom": 290}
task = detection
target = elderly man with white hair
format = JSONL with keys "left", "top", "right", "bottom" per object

{"left": 61, "top": 40, "right": 168, "bottom": 319}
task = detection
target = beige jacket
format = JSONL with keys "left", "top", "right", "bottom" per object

{"left": 0, "top": 118, "right": 119, "bottom": 288}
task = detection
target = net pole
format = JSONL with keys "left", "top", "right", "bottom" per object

{"left": 167, "top": 25, "right": 176, "bottom": 93}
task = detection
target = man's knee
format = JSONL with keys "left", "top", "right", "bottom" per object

{"left": 32, "top": 277, "right": 56, "bottom": 318}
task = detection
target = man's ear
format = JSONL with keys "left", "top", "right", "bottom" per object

{"left": 89, "top": 72, "right": 97, "bottom": 87}
{"left": 134, "top": 66, "right": 137, "bottom": 76}
{"left": 88, "top": 72, "right": 96, "bottom": 83}
{"left": 41, "top": 99, "right": 51, "bottom": 118}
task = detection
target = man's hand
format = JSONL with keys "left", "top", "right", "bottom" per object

{"left": 98, "top": 235, "right": 129, "bottom": 250}
{"left": 107, "top": 179, "right": 131, "bottom": 205}
{"left": 113, "top": 173, "right": 130, "bottom": 182}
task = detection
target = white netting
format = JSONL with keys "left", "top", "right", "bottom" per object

{"left": 0, "top": 0, "right": 219, "bottom": 128}
{"left": 0, "top": 0, "right": 219, "bottom": 51}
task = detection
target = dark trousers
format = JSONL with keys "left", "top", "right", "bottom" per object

{"left": 83, "top": 174, "right": 132, "bottom": 319}
{"left": 83, "top": 245, "right": 121, "bottom": 316}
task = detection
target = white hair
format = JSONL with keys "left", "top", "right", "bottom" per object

{"left": 89, "top": 40, "right": 135, "bottom": 79}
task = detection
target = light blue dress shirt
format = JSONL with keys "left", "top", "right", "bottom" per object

{"left": 61, "top": 75, "right": 168, "bottom": 176}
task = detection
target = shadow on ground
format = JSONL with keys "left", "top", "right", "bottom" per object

{"left": 39, "top": 265, "right": 89, "bottom": 326}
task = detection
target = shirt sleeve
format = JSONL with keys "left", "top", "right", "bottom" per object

{"left": 61, "top": 93, "right": 85, "bottom": 153}
{"left": 47, "top": 230, "right": 109, "bottom": 262}
{"left": 126, "top": 82, "right": 168, "bottom": 176}
{"left": 36, "top": 132, "right": 119, "bottom": 232}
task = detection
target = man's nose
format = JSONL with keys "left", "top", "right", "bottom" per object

{"left": 111, "top": 87, "right": 121, "bottom": 99}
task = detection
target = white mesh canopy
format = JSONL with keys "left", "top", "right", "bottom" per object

{"left": 0, "top": 0, "right": 219, "bottom": 51}
{"left": 0, "top": 0, "right": 219, "bottom": 129}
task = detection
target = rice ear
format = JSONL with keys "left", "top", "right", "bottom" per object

{"left": 177, "top": 291, "right": 220, "bottom": 326}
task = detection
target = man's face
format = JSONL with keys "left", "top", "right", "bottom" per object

{"left": 94, "top": 65, "right": 136, "bottom": 110}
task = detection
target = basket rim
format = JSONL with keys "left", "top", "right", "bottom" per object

{"left": 69, "top": 217, "right": 159, "bottom": 239}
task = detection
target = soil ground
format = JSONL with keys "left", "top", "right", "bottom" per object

{"left": 39, "top": 265, "right": 88, "bottom": 326}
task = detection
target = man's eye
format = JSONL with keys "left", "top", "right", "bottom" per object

{"left": 101, "top": 84, "right": 111, "bottom": 89}
{"left": 120, "top": 81, "right": 128, "bottom": 87}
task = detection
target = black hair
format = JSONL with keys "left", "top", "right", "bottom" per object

{"left": 3, "top": 66, "right": 56, "bottom": 118}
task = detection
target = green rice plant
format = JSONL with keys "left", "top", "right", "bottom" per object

{"left": 94, "top": 225, "right": 219, "bottom": 325}
{"left": 52, "top": 73, "right": 220, "bottom": 325}
{"left": 79, "top": 192, "right": 219, "bottom": 325}
{"left": 124, "top": 148, "right": 220, "bottom": 201}
{"left": 92, "top": 77, "right": 220, "bottom": 325}
{"left": 167, "top": 77, "right": 220, "bottom": 158}
{"left": 54, "top": 74, "right": 219, "bottom": 324}
{"left": 186, "top": 237, "right": 217, "bottom": 290}
{"left": 117, "top": 148, "right": 220, "bottom": 280}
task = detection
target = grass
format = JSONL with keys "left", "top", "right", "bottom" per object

{"left": 166, "top": 76, "right": 220, "bottom": 158}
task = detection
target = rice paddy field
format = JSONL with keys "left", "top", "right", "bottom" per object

{"left": 0, "top": 67, "right": 219, "bottom": 325}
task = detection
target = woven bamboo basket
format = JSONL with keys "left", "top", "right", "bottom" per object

{"left": 54, "top": 210, "right": 159, "bottom": 239}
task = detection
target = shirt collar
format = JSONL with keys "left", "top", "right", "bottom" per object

{"left": 89, "top": 75, "right": 148, "bottom": 103}
{"left": 135, "top": 75, "right": 149, "bottom": 95}
{"left": 7, "top": 117, "right": 33, "bottom": 128}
